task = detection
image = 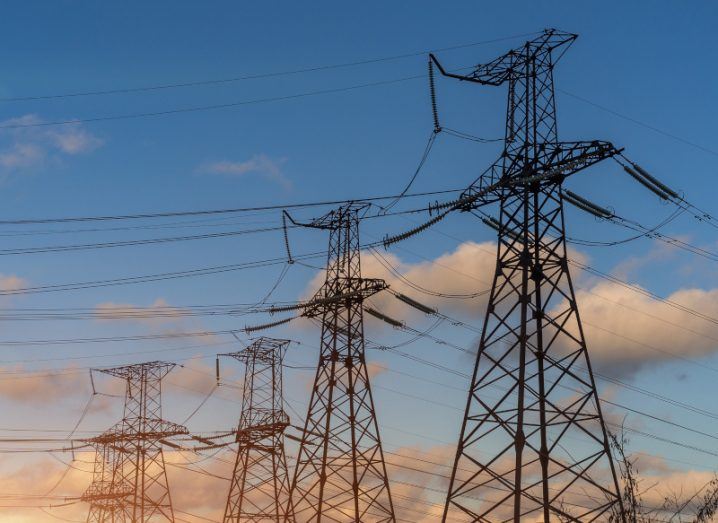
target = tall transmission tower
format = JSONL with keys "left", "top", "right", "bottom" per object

{"left": 287, "top": 205, "right": 396, "bottom": 523}
{"left": 220, "top": 337, "right": 295, "bottom": 523}
{"left": 428, "top": 30, "right": 625, "bottom": 522}
{"left": 86, "top": 361, "right": 188, "bottom": 523}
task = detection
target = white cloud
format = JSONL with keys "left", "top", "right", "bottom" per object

{"left": 0, "top": 366, "right": 89, "bottom": 405}
{"left": 199, "top": 154, "right": 291, "bottom": 190}
{"left": 300, "top": 241, "right": 718, "bottom": 378}
{"left": 0, "top": 114, "right": 102, "bottom": 173}
{"left": 47, "top": 124, "right": 102, "bottom": 154}
{"left": 571, "top": 281, "right": 718, "bottom": 375}
{"left": 0, "top": 274, "right": 28, "bottom": 293}
{"left": 0, "top": 142, "right": 45, "bottom": 169}
{"left": 303, "top": 241, "right": 497, "bottom": 322}
{"left": 94, "top": 298, "right": 185, "bottom": 326}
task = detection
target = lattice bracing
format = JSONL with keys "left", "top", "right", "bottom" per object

{"left": 431, "top": 30, "right": 626, "bottom": 523}
{"left": 221, "top": 337, "right": 295, "bottom": 523}
{"left": 84, "top": 362, "right": 187, "bottom": 523}
{"left": 288, "top": 205, "right": 396, "bottom": 523}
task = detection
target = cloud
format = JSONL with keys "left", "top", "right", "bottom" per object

{"left": 169, "top": 357, "right": 222, "bottom": 396}
{"left": 610, "top": 240, "right": 680, "bottom": 281}
{"left": 199, "top": 154, "right": 291, "bottom": 190}
{"left": 0, "top": 366, "right": 89, "bottom": 405}
{"left": 0, "top": 114, "right": 102, "bottom": 173}
{"left": 303, "top": 241, "right": 497, "bottom": 323}
{"left": 299, "top": 240, "right": 718, "bottom": 378}
{"left": 94, "top": 298, "right": 185, "bottom": 326}
{"left": 0, "top": 142, "right": 45, "bottom": 169}
{"left": 572, "top": 280, "right": 718, "bottom": 375}
{"left": 0, "top": 274, "right": 28, "bottom": 293}
{"left": 47, "top": 124, "right": 103, "bottom": 154}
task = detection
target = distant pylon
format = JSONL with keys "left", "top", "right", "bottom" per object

{"left": 430, "top": 30, "right": 625, "bottom": 522}
{"left": 82, "top": 439, "right": 130, "bottom": 523}
{"left": 287, "top": 204, "right": 396, "bottom": 523}
{"left": 86, "top": 361, "right": 188, "bottom": 523}
{"left": 220, "top": 337, "right": 295, "bottom": 522}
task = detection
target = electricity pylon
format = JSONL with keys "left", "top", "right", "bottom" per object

{"left": 287, "top": 205, "right": 396, "bottom": 523}
{"left": 220, "top": 337, "right": 294, "bottom": 522}
{"left": 82, "top": 440, "right": 131, "bottom": 523}
{"left": 87, "top": 362, "right": 188, "bottom": 523}
{"left": 430, "top": 30, "right": 626, "bottom": 522}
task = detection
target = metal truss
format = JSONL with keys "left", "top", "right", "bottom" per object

{"left": 432, "top": 29, "right": 626, "bottom": 522}
{"left": 83, "top": 439, "right": 132, "bottom": 523}
{"left": 287, "top": 205, "right": 396, "bottom": 523}
{"left": 221, "top": 337, "right": 295, "bottom": 522}
{"left": 84, "top": 361, "right": 188, "bottom": 522}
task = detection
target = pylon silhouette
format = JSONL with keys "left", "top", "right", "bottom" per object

{"left": 220, "top": 337, "right": 295, "bottom": 522}
{"left": 429, "top": 30, "right": 626, "bottom": 522}
{"left": 287, "top": 204, "right": 396, "bottom": 523}
{"left": 82, "top": 439, "right": 131, "bottom": 523}
{"left": 86, "top": 361, "right": 188, "bottom": 522}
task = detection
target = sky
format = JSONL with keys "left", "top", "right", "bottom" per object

{"left": 0, "top": 1, "right": 716, "bottom": 521}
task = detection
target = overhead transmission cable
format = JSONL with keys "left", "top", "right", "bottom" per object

{"left": 393, "top": 211, "right": 718, "bottom": 333}
{"left": 0, "top": 188, "right": 459, "bottom": 226}
{"left": 1, "top": 32, "right": 538, "bottom": 103}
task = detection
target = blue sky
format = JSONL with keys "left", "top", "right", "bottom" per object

{"left": 0, "top": 1, "right": 717, "bottom": 521}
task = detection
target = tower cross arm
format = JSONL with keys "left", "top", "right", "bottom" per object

{"left": 430, "top": 29, "right": 578, "bottom": 87}
{"left": 302, "top": 278, "right": 387, "bottom": 318}
{"left": 458, "top": 140, "right": 622, "bottom": 210}
{"left": 526, "top": 139, "right": 623, "bottom": 184}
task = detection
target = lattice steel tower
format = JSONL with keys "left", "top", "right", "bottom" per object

{"left": 288, "top": 205, "right": 396, "bottom": 523}
{"left": 220, "top": 337, "right": 294, "bottom": 522}
{"left": 86, "top": 362, "right": 188, "bottom": 522}
{"left": 82, "top": 439, "right": 130, "bottom": 523}
{"left": 430, "top": 30, "right": 625, "bottom": 522}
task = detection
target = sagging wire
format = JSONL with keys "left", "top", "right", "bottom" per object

{"left": 181, "top": 385, "right": 219, "bottom": 425}
{"left": 379, "top": 55, "right": 500, "bottom": 216}
{"left": 243, "top": 286, "right": 385, "bottom": 333}
{"left": 562, "top": 189, "right": 686, "bottom": 247}
{"left": 38, "top": 506, "right": 84, "bottom": 523}
{"left": 382, "top": 176, "right": 506, "bottom": 247}
{"left": 563, "top": 189, "right": 718, "bottom": 263}
{"left": 369, "top": 246, "right": 487, "bottom": 299}
{"left": 380, "top": 132, "right": 439, "bottom": 215}
{"left": 616, "top": 154, "right": 718, "bottom": 232}
{"left": 376, "top": 85, "right": 469, "bottom": 218}
{"left": 441, "top": 127, "right": 503, "bottom": 144}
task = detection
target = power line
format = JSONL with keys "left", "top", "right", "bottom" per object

{"left": 558, "top": 88, "right": 718, "bottom": 158}
{"left": 1, "top": 32, "right": 537, "bottom": 103}
{"left": 0, "top": 188, "right": 459, "bottom": 225}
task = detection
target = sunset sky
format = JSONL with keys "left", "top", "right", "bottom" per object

{"left": 0, "top": 1, "right": 717, "bottom": 522}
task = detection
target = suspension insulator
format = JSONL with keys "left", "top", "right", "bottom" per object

{"left": 383, "top": 210, "right": 449, "bottom": 247}
{"left": 365, "top": 307, "right": 404, "bottom": 328}
{"left": 428, "top": 58, "right": 441, "bottom": 134}
{"left": 623, "top": 165, "right": 670, "bottom": 200}
{"left": 632, "top": 163, "right": 679, "bottom": 199}
{"left": 160, "top": 439, "right": 183, "bottom": 450}
{"left": 192, "top": 435, "right": 216, "bottom": 446}
{"left": 481, "top": 216, "right": 500, "bottom": 232}
{"left": 481, "top": 215, "right": 523, "bottom": 241}
{"left": 393, "top": 292, "right": 437, "bottom": 315}
{"left": 564, "top": 190, "right": 613, "bottom": 219}
{"left": 282, "top": 211, "right": 294, "bottom": 264}
{"left": 244, "top": 316, "right": 295, "bottom": 333}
